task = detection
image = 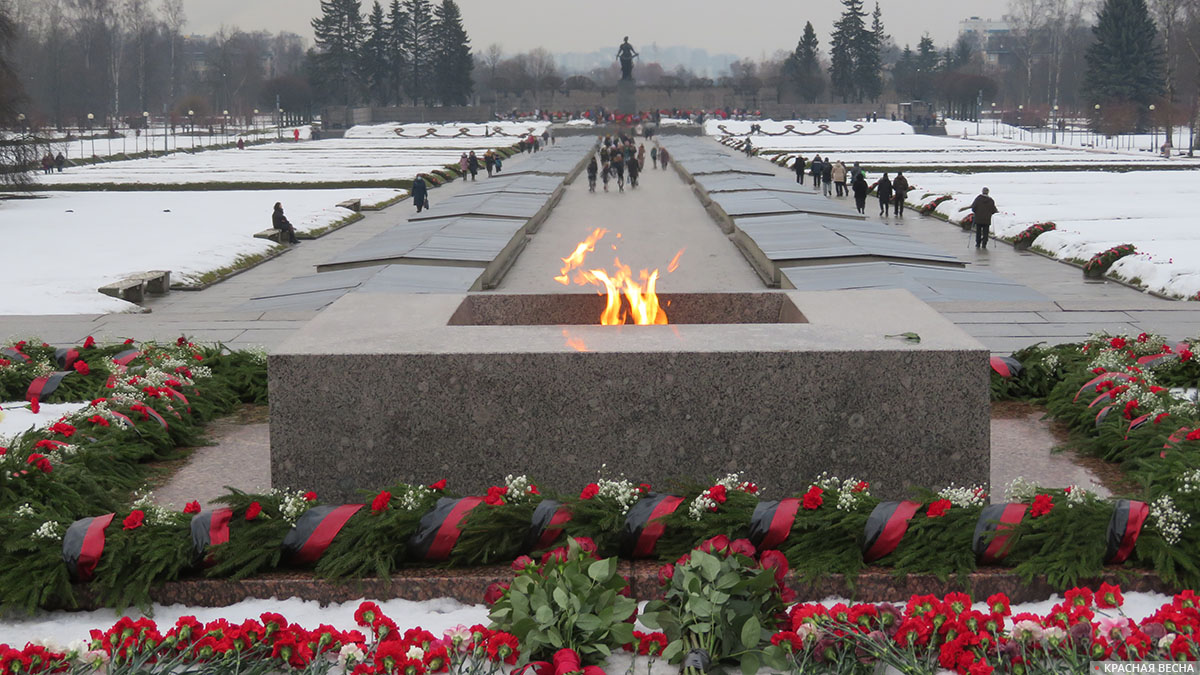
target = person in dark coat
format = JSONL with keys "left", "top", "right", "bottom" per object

{"left": 821, "top": 160, "right": 833, "bottom": 197}
{"left": 586, "top": 157, "right": 598, "bottom": 192}
{"left": 54, "top": 153, "right": 65, "bottom": 172}
{"left": 657, "top": 146, "right": 669, "bottom": 169}
{"left": 272, "top": 202, "right": 300, "bottom": 244}
{"left": 412, "top": 175, "right": 430, "bottom": 213}
{"left": 612, "top": 152, "right": 625, "bottom": 191}
{"left": 793, "top": 155, "right": 806, "bottom": 184}
{"left": 851, "top": 173, "right": 869, "bottom": 214}
{"left": 627, "top": 153, "right": 640, "bottom": 188}
{"left": 874, "top": 173, "right": 894, "bottom": 217}
{"left": 891, "top": 172, "right": 910, "bottom": 217}
{"left": 970, "top": 187, "right": 999, "bottom": 248}
{"left": 810, "top": 155, "right": 822, "bottom": 187}
{"left": 467, "top": 151, "right": 479, "bottom": 180}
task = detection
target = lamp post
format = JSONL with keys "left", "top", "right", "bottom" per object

{"left": 991, "top": 102, "right": 997, "bottom": 135}
{"left": 142, "top": 112, "right": 150, "bottom": 154}
{"left": 253, "top": 109, "right": 259, "bottom": 137}
{"left": 222, "top": 109, "right": 229, "bottom": 145}
{"left": 1051, "top": 105, "right": 1059, "bottom": 145}
{"left": 1149, "top": 104, "right": 1156, "bottom": 152}
{"left": 278, "top": 108, "right": 284, "bottom": 140}
{"left": 87, "top": 113, "right": 95, "bottom": 157}
{"left": 1093, "top": 104, "right": 1101, "bottom": 148}
{"left": 187, "top": 110, "right": 194, "bottom": 149}
{"left": 1017, "top": 105, "right": 1024, "bottom": 141}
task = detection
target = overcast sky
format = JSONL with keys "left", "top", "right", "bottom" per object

{"left": 182, "top": 0, "right": 1023, "bottom": 58}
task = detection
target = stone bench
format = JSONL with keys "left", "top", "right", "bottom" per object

{"left": 254, "top": 228, "right": 286, "bottom": 243}
{"left": 336, "top": 199, "right": 361, "bottom": 212}
{"left": 98, "top": 270, "right": 169, "bottom": 303}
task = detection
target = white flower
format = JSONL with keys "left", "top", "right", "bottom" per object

{"left": 1149, "top": 494, "right": 1190, "bottom": 546}
{"left": 81, "top": 649, "right": 110, "bottom": 666}
{"left": 1065, "top": 485, "right": 1090, "bottom": 508}
{"left": 33, "top": 521, "right": 63, "bottom": 541}
{"left": 406, "top": 646, "right": 425, "bottom": 661}
{"left": 503, "top": 474, "right": 539, "bottom": 504}
{"left": 1012, "top": 619, "right": 1044, "bottom": 643}
{"left": 1179, "top": 469, "right": 1200, "bottom": 495}
{"left": 338, "top": 644, "right": 365, "bottom": 666}
{"left": 1005, "top": 477, "right": 1040, "bottom": 503}
{"left": 1040, "top": 626, "right": 1066, "bottom": 644}
{"left": 15, "top": 503, "right": 35, "bottom": 517}
{"left": 937, "top": 484, "right": 988, "bottom": 508}
{"left": 271, "top": 488, "right": 316, "bottom": 524}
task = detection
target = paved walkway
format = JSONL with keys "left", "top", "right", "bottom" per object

{"left": 499, "top": 155, "right": 763, "bottom": 293}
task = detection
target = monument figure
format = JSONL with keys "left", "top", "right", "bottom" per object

{"left": 617, "top": 37, "right": 638, "bottom": 81}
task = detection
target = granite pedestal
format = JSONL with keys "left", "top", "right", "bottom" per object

{"left": 617, "top": 80, "right": 637, "bottom": 115}
{"left": 270, "top": 289, "right": 990, "bottom": 501}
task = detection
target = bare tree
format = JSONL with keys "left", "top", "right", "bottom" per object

{"left": 159, "top": 0, "right": 184, "bottom": 105}
{"left": 1007, "top": 0, "right": 1047, "bottom": 107}
{"left": 1043, "top": 0, "right": 1085, "bottom": 112}
{"left": 1152, "top": 0, "right": 1187, "bottom": 142}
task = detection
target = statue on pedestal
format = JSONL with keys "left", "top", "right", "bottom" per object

{"left": 617, "top": 37, "right": 639, "bottom": 81}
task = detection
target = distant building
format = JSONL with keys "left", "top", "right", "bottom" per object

{"left": 958, "top": 16, "right": 1013, "bottom": 68}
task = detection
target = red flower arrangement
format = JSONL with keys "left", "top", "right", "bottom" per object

{"left": 1083, "top": 244, "right": 1137, "bottom": 275}
{"left": 371, "top": 490, "right": 392, "bottom": 514}
{"left": 245, "top": 501, "right": 262, "bottom": 520}
{"left": 802, "top": 485, "right": 824, "bottom": 510}
{"left": 1030, "top": 494, "right": 1054, "bottom": 518}
{"left": 122, "top": 510, "right": 145, "bottom": 530}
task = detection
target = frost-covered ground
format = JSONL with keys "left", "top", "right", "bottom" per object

{"left": 38, "top": 122, "right": 545, "bottom": 187}
{"left": 0, "top": 591, "right": 1176, "bottom": 664}
{"left": 0, "top": 188, "right": 401, "bottom": 314}
{"left": 711, "top": 119, "right": 1200, "bottom": 299}
{"left": 40, "top": 125, "right": 314, "bottom": 162}
{"left": 0, "top": 402, "right": 86, "bottom": 445}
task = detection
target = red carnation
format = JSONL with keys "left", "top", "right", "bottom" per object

{"left": 1110, "top": 337, "right": 1127, "bottom": 349}
{"left": 708, "top": 484, "right": 727, "bottom": 504}
{"left": 926, "top": 499, "right": 952, "bottom": 518}
{"left": 73, "top": 360, "right": 90, "bottom": 375}
{"left": 26, "top": 454, "right": 52, "bottom": 473}
{"left": 656, "top": 563, "right": 675, "bottom": 585}
{"left": 1096, "top": 582, "right": 1124, "bottom": 609}
{"left": 1122, "top": 400, "right": 1139, "bottom": 419}
{"left": 123, "top": 509, "right": 145, "bottom": 530}
{"left": 1186, "top": 428, "right": 1200, "bottom": 442}
{"left": 484, "top": 485, "right": 508, "bottom": 506}
{"left": 728, "top": 538, "right": 756, "bottom": 557}
{"left": 579, "top": 483, "right": 600, "bottom": 500}
{"left": 851, "top": 480, "right": 869, "bottom": 493}
{"left": 83, "top": 336, "right": 95, "bottom": 349}
{"left": 802, "top": 485, "right": 824, "bottom": 510}
{"left": 428, "top": 479, "right": 447, "bottom": 491}
{"left": 1030, "top": 494, "right": 1054, "bottom": 518}
{"left": 88, "top": 415, "right": 110, "bottom": 427}
{"left": 245, "top": 501, "right": 262, "bottom": 520}
{"left": 183, "top": 500, "right": 201, "bottom": 514}
{"left": 371, "top": 490, "right": 392, "bottom": 513}
{"left": 304, "top": 491, "right": 317, "bottom": 501}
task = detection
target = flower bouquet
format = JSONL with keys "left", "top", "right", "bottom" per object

{"left": 920, "top": 194, "right": 952, "bottom": 215}
{"left": 640, "top": 537, "right": 789, "bottom": 675}
{"left": 653, "top": 474, "right": 762, "bottom": 561}
{"left": 315, "top": 482, "right": 442, "bottom": 579}
{"left": 448, "top": 475, "right": 557, "bottom": 566}
{"left": 1012, "top": 221, "right": 1056, "bottom": 251}
{"left": 1083, "top": 244, "right": 1136, "bottom": 279}
{"left": 780, "top": 475, "right": 878, "bottom": 582}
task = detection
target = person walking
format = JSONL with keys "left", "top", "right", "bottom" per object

{"left": 272, "top": 202, "right": 300, "bottom": 244}
{"left": 892, "top": 171, "right": 910, "bottom": 217}
{"left": 459, "top": 153, "right": 469, "bottom": 181}
{"left": 41, "top": 154, "right": 53, "bottom": 175}
{"left": 627, "top": 153, "right": 640, "bottom": 188}
{"left": 658, "top": 146, "right": 669, "bottom": 169}
{"left": 54, "top": 153, "right": 65, "bottom": 172}
{"left": 793, "top": 155, "right": 807, "bottom": 185}
{"left": 650, "top": 145, "right": 658, "bottom": 168}
{"left": 587, "top": 156, "right": 598, "bottom": 192}
{"left": 484, "top": 150, "right": 495, "bottom": 177}
{"left": 411, "top": 175, "right": 430, "bottom": 213}
{"left": 970, "top": 187, "right": 999, "bottom": 249}
{"left": 851, "top": 162, "right": 863, "bottom": 181}
{"left": 612, "top": 152, "right": 626, "bottom": 191}
{"left": 821, "top": 160, "right": 833, "bottom": 197}
{"left": 637, "top": 144, "right": 646, "bottom": 169}
{"left": 601, "top": 160, "right": 611, "bottom": 191}
{"left": 810, "top": 155, "right": 823, "bottom": 188}
{"left": 832, "top": 160, "right": 847, "bottom": 197}
{"left": 874, "top": 173, "right": 894, "bottom": 217}
{"left": 851, "top": 172, "right": 869, "bottom": 215}
{"left": 467, "top": 151, "right": 479, "bottom": 181}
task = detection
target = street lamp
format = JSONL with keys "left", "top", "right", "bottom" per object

{"left": 143, "top": 112, "right": 150, "bottom": 153}
{"left": 1093, "top": 104, "right": 1101, "bottom": 148}
{"left": 1149, "top": 104, "right": 1157, "bottom": 152}
{"left": 1051, "top": 105, "right": 1059, "bottom": 145}
{"left": 1018, "top": 105, "right": 1024, "bottom": 140}
{"left": 253, "top": 109, "right": 259, "bottom": 136}
{"left": 187, "top": 110, "right": 194, "bottom": 148}
{"left": 991, "top": 102, "right": 996, "bottom": 135}
{"left": 87, "top": 113, "right": 95, "bottom": 157}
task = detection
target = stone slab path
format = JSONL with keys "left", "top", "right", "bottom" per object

{"left": 498, "top": 153, "right": 764, "bottom": 293}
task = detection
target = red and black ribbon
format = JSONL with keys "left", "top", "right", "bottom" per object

{"left": 748, "top": 498, "right": 801, "bottom": 550}
{"left": 989, "top": 356, "right": 1023, "bottom": 379}
{"left": 862, "top": 500, "right": 923, "bottom": 563}
{"left": 1105, "top": 499, "right": 1149, "bottom": 564}
{"left": 973, "top": 503, "right": 1028, "bottom": 565}
{"left": 1088, "top": 390, "right": 1119, "bottom": 409}
{"left": 1125, "top": 414, "right": 1152, "bottom": 439}
{"left": 526, "top": 499, "right": 572, "bottom": 552}
{"left": 112, "top": 349, "right": 140, "bottom": 366}
{"left": 162, "top": 386, "right": 191, "bottom": 413}
{"left": 54, "top": 348, "right": 81, "bottom": 371}
{"left": 1074, "top": 372, "right": 1130, "bottom": 403}
{"left": 61, "top": 513, "right": 115, "bottom": 582}
{"left": 1095, "top": 404, "right": 1115, "bottom": 428}
{"left": 409, "top": 497, "right": 485, "bottom": 561}
{"left": 282, "top": 504, "right": 364, "bottom": 564}
{"left": 189, "top": 508, "right": 234, "bottom": 563}
{"left": 26, "top": 371, "right": 73, "bottom": 403}
{"left": 1137, "top": 353, "right": 1179, "bottom": 369}
{"left": 619, "top": 493, "right": 684, "bottom": 559}
{"left": 1162, "top": 426, "right": 1191, "bottom": 458}
{"left": 1, "top": 347, "right": 30, "bottom": 363}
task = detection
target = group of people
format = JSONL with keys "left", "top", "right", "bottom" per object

{"left": 584, "top": 135, "right": 667, "bottom": 193}
{"left": 792, "top": 155, "right": 909, "bottom": 218}
{"left": 39, "top": 152, "right": 66, "bottom": 174}
{"left": 456, "top": 149, "right": 506, "bottom": 181}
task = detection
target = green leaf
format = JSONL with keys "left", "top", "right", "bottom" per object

{"left": 609, "top": 622, "right": 635, "bottom": 645}
{"left": 695, "top": 551, "right": 721, "bottom": 582}
{"left": 587, "top": 557, "right": 616, "bottom": 582}
{"left": 575, "top": 613, "right": 601, "bottom": 631}
{"left": 662, "top": 640, "right": 685, "bottom": 664}
{"left": 741, "top": 615, "right": 761, "bottom": 649}
{"left": 690, "top": 622, "right": 712, "bottom": 634}
{"left": 639, "top": 611, "right": 662, "bottom": 630}
{"left": 534, "top": 604, "right": 554, "bottom": 625}
{"left": 884, "top": 331, "right": 921, "bottom": 343}
{"left": 740, "top": 651, "right": 761, "bottom": 675}
{"left": 553, "top": 586, "right": 570, "bottom": 609}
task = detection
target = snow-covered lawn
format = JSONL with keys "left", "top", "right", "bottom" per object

{"left": 0, "top": 188, "right": 401, "bottom": 315}
{"left": 0, "top": 402, "right": 86, "bottom": 444}
{"left": 910, "top": 170, "right": 1200, "bottom": 299}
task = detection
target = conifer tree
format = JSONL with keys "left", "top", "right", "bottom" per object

{"left": 311, "top": 0, "right": 365, "bottom": 106}
{"left": 401, "top": 0, "right": 434, "bottom": 105}
{"left": 432, "top": 0, "right": 473, "bottom": 105}
{"left": 386, "top": 0, "right": 409, "bottom": 104}
{"left": 856, "top": 1, "right": 885, "bottom": 101}
{"left": 362, "top": 1, "right": 391, "bottom": 104}
{"left": 785, "top": 22, "right": 825, "bottom": 103}
{"left": 1083, "top": 0, "right": 1163, "bottom": 106}
{"left": 828, "top": 0, "right": 865, "bottom": 102}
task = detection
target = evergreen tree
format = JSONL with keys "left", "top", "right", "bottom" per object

{"left": 361, "top": 2, "right": 391, "bottom": 104}
{"left": 913, "top": 35, "right": 939, "bottom": 101}
{"left": 311, "top": 0, "right": 366, "bottom": 106}
{"left": 1083, "top": 0, "right": 1163, "bottom": 106}
{"left": 431, "top": 0, "right": 473, "bottom": 105}
{"left": 386, "top": 0, "right": 409, "bottom": 104}
{"left": 1, "top": 5, "right": 39, "bottom": 188}
{"left": 828, "top": 0, "right": 865, "bottom": 102}
{"left": 793, "top": 21, "right": 825, "bottom": 103}
{"left": 400, "top": 0, "right": 434, "bottom": 105}
{"left": 856, "top": 1, "right": 884, "bottom": 101}
{"left": 893, "top": 45, "right": 915, "bottom": 100}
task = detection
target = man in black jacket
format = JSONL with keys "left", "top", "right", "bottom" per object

{"left": 272, "top": 202, "right": 300, "bottom": 244}
{"left": 971, "top": 187, "right": 999, "bottom": 249}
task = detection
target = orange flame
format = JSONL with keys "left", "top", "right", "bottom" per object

{"left": 668, "top": 249, "right": 685, "bottom": 273}
{"left": 555, "top": 227, "right": 607, "bottom": 285}
{"left": 557, "top": 231, "right": 680, "bottom": 325}
{"left": 562, "top": 329, "right": 588, "bottom": 352}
